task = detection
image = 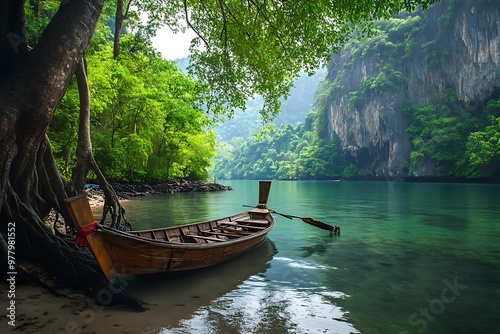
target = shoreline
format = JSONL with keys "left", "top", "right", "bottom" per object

{"left": 85, "top": 180, "right": 232, "bottom": 207}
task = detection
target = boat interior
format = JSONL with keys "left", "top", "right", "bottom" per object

{"left": 129, "top": 213, "right": 272, "bottom": 244}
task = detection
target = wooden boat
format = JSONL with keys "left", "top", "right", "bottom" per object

{"left": 64, "top": 181, "right": 274, "bottom": 282}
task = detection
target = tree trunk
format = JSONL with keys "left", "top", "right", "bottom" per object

{"left": 1, "top": 0, "right": 103, "bottom": 210}
{"left": 0, "top": 0, "right": 104, "bottom": 277}
{"left": 114, "top": 0, "right": 134, "bottom": 59}
{"left": 0, "top": 0, "right": 141, "bottom": 310}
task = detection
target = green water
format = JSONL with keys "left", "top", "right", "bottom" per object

{"left": 122, "top": 181, "right": 500, "bottom": 334}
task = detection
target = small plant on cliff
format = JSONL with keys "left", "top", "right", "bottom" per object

{"left": 422, "top": 39, "right": 450, "bottom": 70}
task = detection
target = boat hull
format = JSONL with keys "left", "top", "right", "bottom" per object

{"left": 65, "top": 193, "right": 274, "bottom": 281}
{"left": 101, "top": 225, "right": 271, "bottom": 277}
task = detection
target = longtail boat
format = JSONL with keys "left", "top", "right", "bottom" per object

{"left": 64, "top": 181, "right": 274, "bottom": 282}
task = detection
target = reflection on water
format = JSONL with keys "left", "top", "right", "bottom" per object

{"left": 161, "top": 256, "right": 358, "bottom": 334}
{"left": 118, "top": 181, "right": 500, "bottom": 333}
{"left": 125, "top": 239, "right": 276, "bottom": 330}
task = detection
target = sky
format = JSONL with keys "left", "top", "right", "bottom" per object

{"left": 151, "top": 26, "right": 195, "bottom": 60}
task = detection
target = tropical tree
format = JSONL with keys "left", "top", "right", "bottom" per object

{"left": 460, "top": 117, "right": 500, "bottom": 178}
{"left": 0, "top": 0, "right": 437, "bottom": 303}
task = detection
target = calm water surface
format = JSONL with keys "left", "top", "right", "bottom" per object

{"left": 121, "top": 181, "right": 500, "bottom": 334}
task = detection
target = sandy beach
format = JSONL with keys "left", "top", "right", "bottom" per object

{"left": 1, "top": 191, "right": 140, "bottom": 334}
{"left": 0, "top": 278, "right": 200, "bottom": 334}
{"left": 0, "top": 190, "right": 128, "bottom": 334}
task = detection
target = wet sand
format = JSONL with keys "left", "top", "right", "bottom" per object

{"left": 0, "top": 279, "right": 178, "bottom": 333}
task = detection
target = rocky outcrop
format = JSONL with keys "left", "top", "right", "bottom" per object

{"left": 82, "top": 181, "right": 232, "bottom": 203}
{"left": 113, "top": 180, "right": 232, "bottom": 198}
{"left": 323, "top": 0, "right": 500, "bottom": 176}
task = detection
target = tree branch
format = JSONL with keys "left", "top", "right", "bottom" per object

{"left": 124, "top": 0, "right": 134, "bottom": 18}
{"left": 72, "top": 57, "right": 131, "bottom": 231}
{"left": 184, "top": 0, "right": 210, "bottom": 49}
{"left": 247, "top": 0, "right": 286, "bottom": 51}
{"left": 218, "top": 0, "right": 228, "bottom": 48}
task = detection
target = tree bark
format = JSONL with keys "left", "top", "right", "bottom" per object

{"left": 1, "top": 0, "right": 104, "bottom": 212}
{"left": 114, "top": 0, "right": 134, "bottom": 59}
{"left": 0, "top": 0, "right": 143, "bottom": 309}
{"left": 0, "top": 0, "right": 108, "bottom": 296}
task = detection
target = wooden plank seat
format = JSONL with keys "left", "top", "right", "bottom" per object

{"left": 202, "top": 231, "right": 244, "bottom": 238}
{"left": 187, "top": 234, "right": 225, "bottom": 242}
{"left": 235, "top": 219, "right": 269, "bottom": 226}
{"left": 213, "top": 227, "right": 254, "bottom": 235}
{"left": 218, "top": 222, "right": 267, "bottom": 230}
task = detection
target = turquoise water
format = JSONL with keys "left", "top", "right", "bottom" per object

{"left": 122, "top": 181, "right": 500, "bottom": 333}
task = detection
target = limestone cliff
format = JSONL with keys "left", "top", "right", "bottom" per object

{"left": 323, "top": 0, "right": 500, "bottom": 177}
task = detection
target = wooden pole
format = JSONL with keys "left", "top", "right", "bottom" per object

{"left": 258, "top": 181, "right": 272, "bottom": 208}
{"left": 64, "top": 194, "right": 117, "bottom": 281}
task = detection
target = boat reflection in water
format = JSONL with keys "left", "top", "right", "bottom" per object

{"left": 125, "top": 238, "right": 277, "bottom": 330}
{"left": 154, "top": 239, "right": 360, "bottom": 334}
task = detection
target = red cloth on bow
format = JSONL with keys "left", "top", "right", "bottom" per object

{"left": 75, "top": 221, "right": 99, "bottom": 247}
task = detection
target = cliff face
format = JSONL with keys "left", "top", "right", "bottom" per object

{"left": 324, "top": 0, "right": 500, "bottom": 176}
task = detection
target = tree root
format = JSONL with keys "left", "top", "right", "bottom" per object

{"left": 15, "top": 263, "right": 66, "bottom": 298}
{"left": 1, "top": 56, "right": 141, "bottom": 313}
{"left": 91, "top": 280, "right": 148, "bottom": 312}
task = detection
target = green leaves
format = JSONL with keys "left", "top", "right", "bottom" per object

{"left": 50, "top": 20, "right": 215, "bottom": 182}
{"left": 211, "top": 123, "right": 349, "bottom": 180}
{"left": 185, "top": 0, "right": 434, "bottom": 119}
{"left": 460, "top": 116, "right": 500, "bottom": 178}
{"left": 403, "top": 90, "right": 500, "bottom": 177}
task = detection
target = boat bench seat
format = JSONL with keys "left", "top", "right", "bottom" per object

{"left": 202, "top": 230, "right": 242, "bottom": 238}
{"left": 235, "top": 219, "right": 269, "bottom": 226}
{"left": 211, "top": 228, "right": 253, "bottom": 236}
{"left": 187, "top": 234, "right": 225, "bottom": 242}
{"left": 219, "top": 222, "right": 267, "bottom": 230}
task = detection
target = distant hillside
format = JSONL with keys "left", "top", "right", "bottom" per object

{"left": 214, "top": 70, "right": 324, "bottom": 143}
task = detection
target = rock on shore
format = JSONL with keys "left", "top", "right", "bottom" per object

{"left": 113, "top": 180, "right": 232, "bottom": 198}
{"left": 81, "top": 180, "right": 232, "bottom": 208}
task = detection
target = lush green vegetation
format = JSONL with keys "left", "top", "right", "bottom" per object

{"left": 404, "top": 91, "right": 500, "bottom": 178}
{"left": 212, "top": 121, "right": 354, "bottom": 180}
{"left": 33, "top": 5, "right": 216, "bottom": 182}
{"left": 212, "top": 89, "right": 357, "bottom": 180}
{"left": 462, "top": 115, "right": 500, "bottom": 178}
{"left": 213, "top": 2, "right": 500, "bottom": 181}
